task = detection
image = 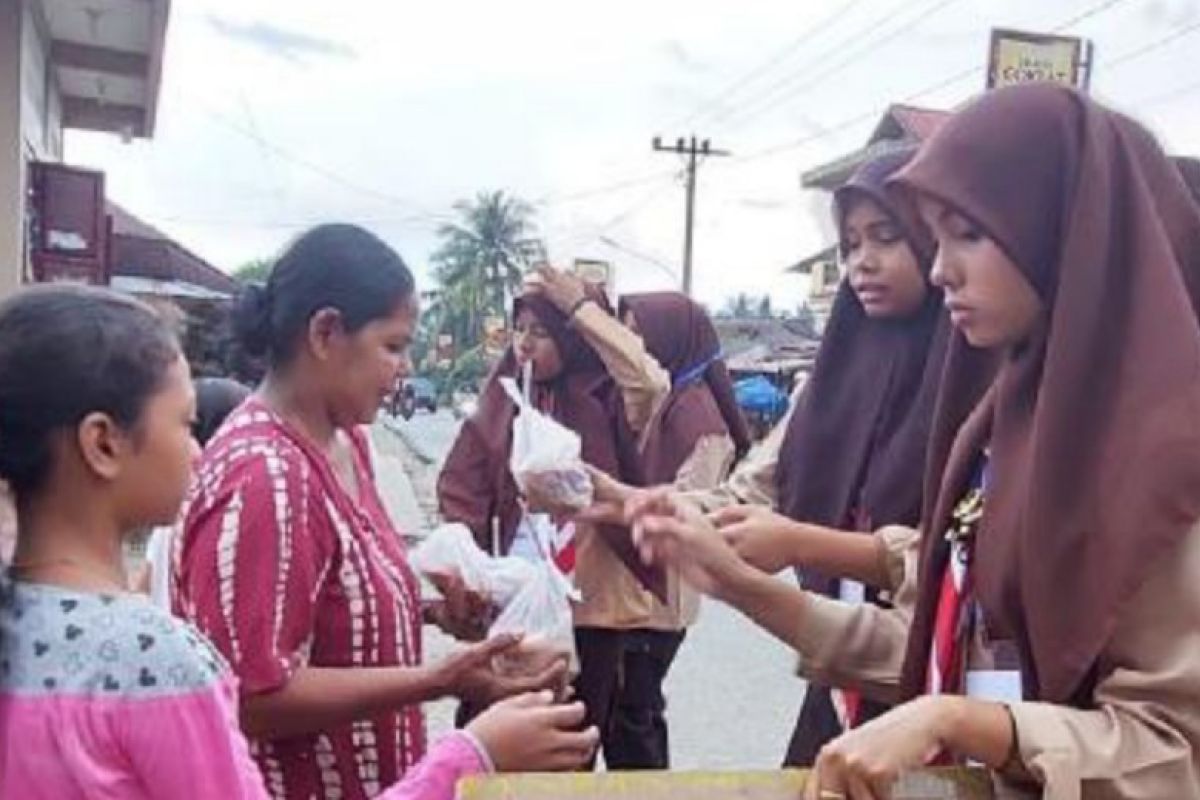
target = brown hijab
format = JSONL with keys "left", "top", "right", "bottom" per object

{"left": 774, "top": 148, "right": 960, "bottom": 595}
{"left": 618, "top": 292, "right": 751, "bottom": 483}
{"left": 1175, "top": 156, "right": 1200, "bottom": 206}
{"left": 437, "top": 289, "right": 666, "bottom": 599}
{"left": 891, "top": 84, "right": 1200, "bottom": 704}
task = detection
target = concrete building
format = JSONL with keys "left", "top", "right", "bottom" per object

{"left": 0, "top": 0, "right": 170, "bottom": 296}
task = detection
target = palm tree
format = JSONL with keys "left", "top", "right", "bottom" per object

{"left": 422, "top": 191, "right": 537, "bottom": 392}
{"left": 431, "top": 190, "right": 535, "bottom": 329}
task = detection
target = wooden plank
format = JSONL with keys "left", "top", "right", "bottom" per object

{"left": 462, "top": 768, "right": 994, "bottom": 800}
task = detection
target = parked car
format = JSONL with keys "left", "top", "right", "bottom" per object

{"left": 390, "top": 377, "right": 438, "bottom": 419}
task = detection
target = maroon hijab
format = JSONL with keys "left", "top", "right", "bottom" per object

{"left": 891, "top": 84, "right": 1200, "bottom": 704}
{"left": 618, "top": 292, "right": 752, "bottom": 483}
{"left": 438, "top": 289, "right": 666, "bottom": 598}
{"left": 774, "top": 148, "right": 959, "bottom": 595}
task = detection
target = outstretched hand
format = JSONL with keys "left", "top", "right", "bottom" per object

{"left": 435, "top": 634, "right": 569, "bottom": 707}
{"left": 626, "top": 489, "right": 750, "bottom": 601}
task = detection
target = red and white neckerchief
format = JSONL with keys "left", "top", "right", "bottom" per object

{"left": 830, "top": 505, "right": 873, "bottom": 730}
{"left": 528, "top": 386, "right": 578, "bottom": 577}
{"left": 927, "top": 460, "right": 987, "bottom": 696}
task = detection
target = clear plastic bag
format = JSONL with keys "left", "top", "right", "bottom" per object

{"left": 412, "top": 523, "right": 580, "bottom": 685}
{"left": 489, "top": 558, "right": 579, "bottom": 686}
{"left": 500, "top": 372, "right": 594, "bottom": 513}
{"left": 410, "top": 523, "right": 534, "bottom": 608}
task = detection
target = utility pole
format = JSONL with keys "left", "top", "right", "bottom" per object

{"left": 652, "top": 135, "right": 730, "bottom": 297}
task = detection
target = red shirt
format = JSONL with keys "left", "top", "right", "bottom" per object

{"left": 175, "top": 398, "right": 426, "bottom": 799}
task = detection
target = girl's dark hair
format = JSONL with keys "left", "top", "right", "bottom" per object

{"left": 193, "top": 377, "right": 251, "bottom": 446}
{"left": 233, "top": 224, "right": 415, "bottom": 365}
{"left": 0, "top": 285, "right": 180, "bottom": 497}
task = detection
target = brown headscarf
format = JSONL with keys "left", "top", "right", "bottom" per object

{"left": 437, "top": 289, "right": 666, "bottom": 599}
{"left": 617, "top": 292, "right": 751, "bottom": 483}
{"left": 891, "top": 83, "right": 1200, "bottom": 704}
{"left": 774, "top": 148, "right": 958, "bottom": 595}
{"left": 1175, "top": 156, "right": 1200, "bottom": 206}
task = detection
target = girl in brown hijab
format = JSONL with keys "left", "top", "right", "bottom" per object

{"left": 1176, "top": 156, "right": 1200, "bottom": 207}
{"left": 597, "top": 292, "right": 749, "bottom": 769}
{"left": 768, "top": 148, "right": 958, "bottom": 766}
{"left": 592, "top": 147, "right": 973, "bottom": 767}
{"left": 437, "top": 283, "right": 666, "bottom": 760}
{"left": 627, "top": 84, "right": 1200, "bottom": 799}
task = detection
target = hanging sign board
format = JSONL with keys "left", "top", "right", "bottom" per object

{"left": 987, "top": 28, "right": 1088, "bottom": 90}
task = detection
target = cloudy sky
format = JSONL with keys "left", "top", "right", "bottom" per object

{"left": 67, "top": 0, "right": 1200, "bottom": 310}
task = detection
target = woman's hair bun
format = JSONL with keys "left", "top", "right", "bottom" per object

{"left": 232, "top": 283, "right": 273, "bottom": 357}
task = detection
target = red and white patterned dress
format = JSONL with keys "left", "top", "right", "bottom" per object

{"left": 174, "top": 398, "right": 426, "bottom": 800}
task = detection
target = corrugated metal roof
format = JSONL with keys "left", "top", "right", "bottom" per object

{"left": 106, "top": 202, "right": 239, "bottom": 296}
{"left": 876, "top": 104, "right": 952, "bottom": 142}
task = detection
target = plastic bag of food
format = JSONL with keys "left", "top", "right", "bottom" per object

{"left": 410, "top": 523, "right": 535, "bottom": 609}
{"left": 499, "top": 372, "right": 594, "bottom": 513}
{"left": 489, "top": 557, "right": 579, "bottom": 691}
{"left": 413, "top": 523, "right": 580, "bottom": 691}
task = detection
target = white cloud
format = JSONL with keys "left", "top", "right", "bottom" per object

{"left": 66, "top": 0, "right": 1200, "bottom": 311}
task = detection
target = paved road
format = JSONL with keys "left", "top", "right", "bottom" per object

{"left": 376, "top": 410, "right": 808, "bottom": 769}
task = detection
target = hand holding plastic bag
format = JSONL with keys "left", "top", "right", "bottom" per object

{"left": 412, "top": 523, "right": 579, "bottom": 692}
{"left": 411, "top": 523, "right": 535, "bottom": 609}
{"left": 489, "top": 559, "right": 579, "bottom": 696}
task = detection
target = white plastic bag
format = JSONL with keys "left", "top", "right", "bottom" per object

{"left": 411, "top": 523, "right": 580, "bottom": 684}
{"left": 410, "top": 523, "right": 534, "bottom": 608}
{"left": 489, "top": 558, "right": 579, "bottom": 682}
{"left": 500, "top": 371, "right": 594, "bottom": 513}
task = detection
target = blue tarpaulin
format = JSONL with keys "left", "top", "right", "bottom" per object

{"left": 734, "top": 375, "right": 788, "bottom": 417}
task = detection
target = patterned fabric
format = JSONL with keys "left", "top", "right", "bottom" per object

{"left": 0, "top": 575, "right": 227, "bottom": 698}
{"left": 0, "top": 574, "right": 269, "bottom": 799}
{"left": 175, "top": 398, "right": 426, "bottom": 800}
{"left": 0, "top": 575, "right": 492, "bottom": 800}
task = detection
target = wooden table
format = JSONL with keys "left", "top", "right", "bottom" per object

{"left": 462, "top": 768, "right": 994, "bottom": 799}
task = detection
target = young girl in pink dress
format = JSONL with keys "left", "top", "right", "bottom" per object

{"left": 0, "top": 284, "right": 595, "bottom": 799}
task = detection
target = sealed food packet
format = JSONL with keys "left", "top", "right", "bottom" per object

{"left": 499, "top": 364, "right": 594, "bottom": 513}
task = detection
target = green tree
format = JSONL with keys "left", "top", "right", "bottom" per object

{"left": 430, "top": 191, "right": 534, "bottom": 346}
{"left": 421, "top": 191, "right": 536, "bottom": 394}
{"left": 757, "top": 295, "right": 773, "bottom": 318}
{"left": 232, "top": 257, "right": 273, "bottom": 284}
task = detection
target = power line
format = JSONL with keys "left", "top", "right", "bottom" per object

{"left": 879, "top": 0, "right": 1134, "bottom": 105}
{"left": 556, "top": 174, "right": 683, "bottom": 253}
{"left": 197, "top": 103, "right": 448, "bottom": 223}
{"left": 703, "top": 0, "right": 931, "bottom": 129}
{"left": 531, "top": 168, "right": 680, "bottom": 206}
{"left": 1105, "top": 16, "right": 1200, "bottom": 68}
{"left": 145, "top": 212, "right": 451, "bottom": 232}
{"left": 664, "top": 0, "right": 872, "bottom": 132}
{"left": 1051, "top": 0, "right": 1130, "bottom": 31}
{"left": 719, "top": 0, "right": 965, "bottom": 134}
{"left": 718, "top": 0, "right": 1149, "bottom": 168}
{"left": 1135, "top": 76, "right": 1200, "bottom": 110}
{"left": 596, "top": 235, "right": 680, "bottom": 280}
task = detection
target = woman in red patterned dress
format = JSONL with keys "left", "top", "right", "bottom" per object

{"left": 175, "top": 224, "right": 567, "bottom": 800}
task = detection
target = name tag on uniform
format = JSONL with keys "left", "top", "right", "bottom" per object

{"left": 965, "top": 670, "right": 1022, "bottom": 703}
{"left": 838, "top": 579, "right": 865, "bottom": 605}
